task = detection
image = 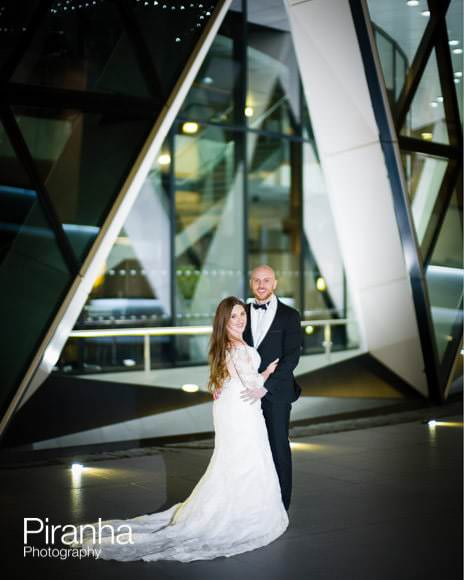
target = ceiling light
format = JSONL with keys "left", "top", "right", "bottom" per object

{"left": 406, "top": 0, "right": 419, "bottom": 6}
{"left": 449, "top": 40, "right": 460, "bottom": 46}
{"left": 421, "top": 132, "right": 433, "bottom": 140}
{"left": 244, "top": 106, "right": 254, "bottom": 117}
{"left": 454, "top": 78, "right": 461, "bottom": 84}
{"left": 182, "top": 121, "right": 199, "bottom": 134}
{"left": 305, "top": 325, "right": 315, "bottom": 335}
{"left": 202, "top": 76, "right": 213, "bottom": 84}
{"left": 421, "top": 10, "right": 430, "bottom": 16}
{"left": 436, "top": 96, "right": 444, "bottom": 102}
{"left": 454, "top": 71, "right": 463, "bottom": 77}
{"left": 430, "top": 101, "right": 439, "bottom": 108}
{"left": 182, "top": 384, "right": 199, "bottom": 393}
{"left": 158, "top": 153, "right": 171, "bottom": 165}
{"left": 453, "top": 48, "right": 463, "bottom": 54}
{"left": 428, "top": 419, "right": 437, "bottom": 427}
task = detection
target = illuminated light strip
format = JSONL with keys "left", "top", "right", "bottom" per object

{"left": 69, "top": 326, "right": 213, "bottom": 338}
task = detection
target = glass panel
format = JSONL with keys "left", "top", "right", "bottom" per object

{"left": 0, "top": 119, "right": 71, "bottom": 414}
{"left": 447, "top": 0, "right": 464, "bottom": 121}
{"left": 401, "top": 152, "right": 448, "bottom": 245}
{"left": 425, "top": 190, "right": 463, "bottom": 360}
{"left": 14, "top": 106, "right": 155, "bottom": 261}
{"left": 12, "top": 1, "right": 152, "bottom": 97}
{"left": 75, "top": 153, "right": 172, "bottom": 329}
{"left": 302, "top": 141, "right": 346, "bottom": 320}
{"left": 367, "top": 0, "right": 428, "bottom": 99}
{"left": 0, "top": 0, "right": 40, "bottom": 71}
{"left": 60, "top": 335, "right": 176, "bottom": 373}
{"left": 247, "top": 22, "right": 300, "bottom": 135}
{"left": 395, "top": 46, "right": 408, "bottom": 101}
{"left": 374, "top": 28, "right": 395, "bottom": 105}
{"left": 11, "top": 1, "right": 218, "bottom": 98}
{"left": 401, "top": 50, "right": 449, "bottom": 145}
{"left": 179, "top": 12, "right": 243, "bottom": 124}
{"left": 247, "top": 133, "right": 301, "bottom": 308}
{"left": 175, "top": 123, "right": 244, "bottom": 325}
{"left": 130, "top": 1, "right": 220, "bottom": 99}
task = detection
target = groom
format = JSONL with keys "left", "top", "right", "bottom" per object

{"left": 241, "top": 265, "right": 303, "bottom": 511}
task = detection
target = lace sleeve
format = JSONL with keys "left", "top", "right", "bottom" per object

{"left": 230, "top": 347, "right": 265, "bottom": 390}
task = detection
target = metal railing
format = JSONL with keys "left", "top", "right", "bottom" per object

{"left": 69, "top": 318, "right": 354, "bottom": 371}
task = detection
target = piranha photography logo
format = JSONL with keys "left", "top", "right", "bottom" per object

{"left": 24, "top": 517, "right": 133, "bottom": 560}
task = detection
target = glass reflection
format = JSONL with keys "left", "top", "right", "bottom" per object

{"left": 446, "top": 0, "right": 463, "bottom": 121}
{"left": 368, "top": 0, "right": 428, "bottom": 99}
{"left": 0, "top": 119, "right": 71, "bottom": 412}
{"left": 75, "top": 157, "right": 172, "bottom": 329}
{"left": 425, "top": 190, "right": 463, "bottom": 359}
{"left": 174, "top": 123, "right": 244, "bottom": 325}
{"left": 12, "top": 2, "right": 152, "bottom": 97}
{"left": 11, "top": 0, "right": 218, "bottom": 99}
{"left": 401, "top": 50, "right": 449, "bottom": 144}
{"left": 401, "top": 152, "right": 448, "bottom": 246}
{"left": 14, "top": 106, "right": 155, "bottom": 260}
{"left": 372, "top": 25, "right": 408, "bottom": 105}
{"left": 180, "top": 14, "right": 242, "bottom": 124}
{"left": 247, "top": 22, "right": 300, "bottom": 134}
{"left": 247, "top": 134, "right": 300, "bottom": 307}
{"left": 0, "top": 0, "right": 39, "bottom": 71}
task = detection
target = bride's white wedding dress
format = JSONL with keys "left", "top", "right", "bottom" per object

{"left": 74, "top": 345, "right": 288, "bottom": 562}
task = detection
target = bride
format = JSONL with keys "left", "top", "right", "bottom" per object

{"left": 73, "top": 296, "right": 289, "bottom": 562}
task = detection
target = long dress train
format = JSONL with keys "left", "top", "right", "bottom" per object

{"left": 72, "top": 345, "right": 289, "bottom": 562}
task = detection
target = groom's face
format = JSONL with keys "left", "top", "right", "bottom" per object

{"left": 250, "top": 267, "right": 277, "bottom": 303}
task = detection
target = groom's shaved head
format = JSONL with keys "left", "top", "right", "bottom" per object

{"left": 250, "top": 265, "right": 276, "bottom": 281}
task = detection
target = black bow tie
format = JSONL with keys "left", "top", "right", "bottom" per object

{"left": 253, "top": 302, "right": 269, "bottom": 310}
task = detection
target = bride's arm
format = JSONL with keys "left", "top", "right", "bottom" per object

{"left": 230, "top": 347, "right": 266, "bottom": 390}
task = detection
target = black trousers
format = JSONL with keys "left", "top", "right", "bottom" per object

{"left": 261, "top": 398, "right": 292, "bottom": 510}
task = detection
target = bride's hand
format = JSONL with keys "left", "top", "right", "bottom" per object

{"left": 261, "top": 358, "right": 279, "bottom": 381}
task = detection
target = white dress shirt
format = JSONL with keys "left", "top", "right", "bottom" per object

{"left": 250, "top": 293, "right": 278, "bottom": 348}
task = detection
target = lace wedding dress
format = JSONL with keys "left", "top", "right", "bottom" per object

{"left": 73, "top": 345, "right": 289, "bottom": 562}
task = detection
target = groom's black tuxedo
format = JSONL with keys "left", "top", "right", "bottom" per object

{"left": 243, "top": 298, "right": 303, "bottom": 510}
{"left": 243, "top": 299, "right": 303, "bottom": 402}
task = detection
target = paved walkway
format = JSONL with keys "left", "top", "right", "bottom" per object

{"left": 4, "top": 414, "right": 462, "bottom": 579}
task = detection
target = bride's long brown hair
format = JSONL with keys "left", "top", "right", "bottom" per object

{"left": 207, "top": 296, "right": 246, "bottom": 395}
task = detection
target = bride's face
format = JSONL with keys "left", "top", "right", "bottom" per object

{"left": 226, "top": 305, "right": 247, "bottom": 340}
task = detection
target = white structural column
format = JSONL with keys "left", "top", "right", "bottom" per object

{"left": 286, "top": 0, "right": 427, "bottom": 395}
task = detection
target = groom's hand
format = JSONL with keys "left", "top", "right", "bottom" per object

{"left": 240, "top": 386, "right": 267, "bottom": 404}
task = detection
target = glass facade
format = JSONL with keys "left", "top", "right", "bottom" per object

{"left": 59, "top": 2, "right": 355, "bottom": 374}
{"left": 367, "top": 0, "right": 463, "bottom": 391}
{"left": 0, "top": 0, "right": 219, "bottom": 418}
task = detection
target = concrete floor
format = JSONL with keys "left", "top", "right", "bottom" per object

{"left": 3, "top": 414, "right": 462, "bottom": 580}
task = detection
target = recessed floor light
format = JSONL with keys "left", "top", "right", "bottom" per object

{"left": 182, "top": 384, "right": 199, "bottom": 393}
